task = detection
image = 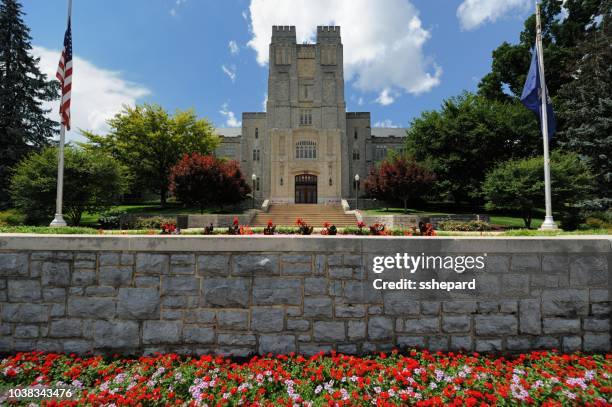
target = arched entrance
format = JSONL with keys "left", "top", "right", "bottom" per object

{"left": 295, "top": 174, "right": 317, "bottom": 204}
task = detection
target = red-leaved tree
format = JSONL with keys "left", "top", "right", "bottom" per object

{"left": 365, "top": 156, "right": 435, "bottom": 212}
{"left": 170, "top": 153, "right": 251, "bottom": 213}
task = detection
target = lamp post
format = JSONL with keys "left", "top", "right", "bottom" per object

{"left": 354, "top": 174, "right": 360, "bottom": 210}
{"left": 251, "top": 173, "right": 257, "bottom": 209}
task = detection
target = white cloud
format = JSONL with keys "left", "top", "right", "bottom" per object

{"left": 457, "top": 0, "right": 530, "bottom": 30}
{"left": 357, "top": 97, "right": 364, "bottom": 106}
{"left": 373, "top": 119, "right": 399, "bottom": 128}
{"left": 221, "top": 64, "right": 237, "bottom": 82}
{"left": 228, "top": 40, "right": 240, "bottom": 55}
{"left": 220, "top": 103, "right": 241, "bottom": 127}
{"left": 375, "top": 88, "right": 395, "bottom": 106}
{"left": 170, "top": 0, "right": 188, "bottom": 17}
{"left": 262, "top": 93, "right": 268, "bottom": 111}
{"left": 242, "top": 10, "right": 249, "bottom": 20}
{"left": 32, "top": 46, "right": 150, "bottom": 142}
{"left": 246, "top": 0, "right": 441, "bottom": 102}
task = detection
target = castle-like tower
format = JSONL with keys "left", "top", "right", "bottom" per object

{"left": 215, "top": 26, "right": 407, "bottom": 204}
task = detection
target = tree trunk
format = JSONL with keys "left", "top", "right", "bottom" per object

{"left": 160, "top": 188, "right": 167, "bottom": 208}
{"left": 403, "top": 198, "right": 408, "bottom": 213}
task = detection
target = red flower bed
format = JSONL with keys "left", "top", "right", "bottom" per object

{"left": 0, "top": 350, "right": 610, "bottom": 406}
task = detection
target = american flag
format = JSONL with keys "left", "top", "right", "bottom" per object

{"left": 56, "top": 16, "right": 72, "bottom": 130}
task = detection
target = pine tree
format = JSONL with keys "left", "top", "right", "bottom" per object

{"left": 0, "top": 0, "right": 59, "bottom": 207}
{"left": 557, "top": 2, "right": 611, "bottom": 209}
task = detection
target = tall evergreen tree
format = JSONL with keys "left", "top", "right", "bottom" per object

{"left": 557, "top": 1, "right": 611, "bottom": 209}
{"left": 0, "top": 0, "right": 59, "bottom": 207}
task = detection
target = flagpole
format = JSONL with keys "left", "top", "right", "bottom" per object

{"left": 535, "top": 2, "right": 558, "bottom": 230}
{"left": 50, "top": 0, "right": 72, "bottom": 228}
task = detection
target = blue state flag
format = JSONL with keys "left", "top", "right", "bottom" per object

{"left": 520, "top": 47, "right": 556, "bottom": 138}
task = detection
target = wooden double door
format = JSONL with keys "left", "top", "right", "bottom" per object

{"left": 295, "top": 174, "right": 317, "bottom": 204}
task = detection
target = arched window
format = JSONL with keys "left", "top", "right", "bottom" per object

{"left": 295, "top": 140, "right": 317, "bottom": 159}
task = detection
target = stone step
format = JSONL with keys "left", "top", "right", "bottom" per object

{"left": 251, "top": 204, "right": 357, "bottom": 227}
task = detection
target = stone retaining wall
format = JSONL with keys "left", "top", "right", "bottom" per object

{"left": 0, "top": 235, "right": 609, "bottom": 356}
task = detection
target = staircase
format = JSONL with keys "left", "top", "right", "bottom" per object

{"left": 250, "top": 204, "right": 358, "bottom": 228}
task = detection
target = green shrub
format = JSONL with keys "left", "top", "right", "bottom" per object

{"left": 0, "top": 209, "right": 26, "bottom": 226}
{"left": 134, "top": 216, "right": 176, "bottom": 230}
{"left": 98, "top": 210, "right": 127, "bottom": 229}
{"left": 438, "top": 220, "right": 491, "bottom": 232}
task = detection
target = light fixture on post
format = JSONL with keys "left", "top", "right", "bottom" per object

{"left": 251, "top": 173, "right": 257, "bottom": 209}
{"left": 354, "top": 174, "right": 360, "bottom": 210}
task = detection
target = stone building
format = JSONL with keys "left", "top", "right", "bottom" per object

{"left": 215, "top": 26, "right": 407, "bottom": 204}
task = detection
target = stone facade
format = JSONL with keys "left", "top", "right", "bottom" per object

{"left": 0, "top": 235, "right": 609, "bottom": 355}
{"left": 215, "top": 26, "right": 407, "bottom": 204}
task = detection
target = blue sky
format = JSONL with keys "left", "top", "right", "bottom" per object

{"left": 22, "top": 0, "right": 535, "bottom": 141}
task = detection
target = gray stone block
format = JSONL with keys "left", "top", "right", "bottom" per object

{"left": 233, "top": 255, "right": 279, "bottom": 276}
{"left": 68, "top": 297, "right": 114, "bottom": 319}
{"left": 42, "top": 262, "right": 70, "bottom": 286}
{"left": 184, "top": 310, "right": 215, "bottom": 324}
{"left": 511, "top": 255, "right": 540, "bottom": 273}
{"left": 72, "top": 271, "right": 96, "bottom": 286}
{"left": 583, "top": 318, "right": 609, "bottom": 332}
{"left": 50, "top": 304, "right": 65, "bottom": 317}
{"left": 543, "top": 318, "right": 580, "bottom": 334}
{"left": 8, "top": 279, "right": 41, "bottom": 301}
{"left": 396, "top": 318, "right": 439, "bottom": 334}
{"left": 99, "top": 253, "right": 120, "bottom": 266}
{"left": 475, "top": 315, "right": 517, "bottom": 336}
{"left": 117, "top": 288, "right": 160, "bottom": 319}
{"left": 299, "top": 343, "right": 333, "bottom": 356}
{"left": 63, "top": 340, "right": 92, "bottom": 354}
{"left": 507, "top": 336, "right": 532, "bottom": 351}
{"left": 162, "top": 276, "right": 199, "bottom": 295}
{"left": 542, "top": 255, "right": 569, "bottom": 273}
{"left": 217, "top": 310, "right": 249, "bottom": 330}
{"left": 570, "top": 256, "right": 607, "bottom": 287}
{"left": 136, "top": 254, "right": 168, "bottom": 275}
{"left": 442, "top": 301, "right": 477, "bottom": 314}
{"left": 85, "top": 286, "right": 116, "bottom": 297}
{"left": 287, "top": 319, "right": 309, "bottom": 331}
{"left": 343, "top": 255, "right": 362, "bottom": 266}
{"left": 442, "top": 315, "right": 471, "bottom": 333}
{"left": 421, "top": 301, "right": 440, "bottom": 315}
{"left": 2, "top": 304, "right": 48, "bottom": 323}
{"left": 450, "top": 336, "right": 472, "bottom": 351}
{"left": 170, "top": 254, "right": 195, "bottom": 274}
{"left": 335, "top": 303, "right": 366, "bottom": 318}
{"left": 304, "top": 277, "right": 327, "bottom": 295}
{"left": 161, "top": 309, "right": 182, "bottom": 319}
{"left": 348, "top": 320, "right": 366, "bottom": 341}
{"left": 49, "top": 319, "right": 82, "bottom": 338}
{"left": 183, "top": 326, "right": 214, "bottom": 344}
{"left": 197, "top": 255, "right": 230, "bottom": 276}
{"left": 592, "top": 303, "right": 610, "bottom": 316}
{"left": 478, "top": 301, "right": 498, "bottom": 313}
{"left": 251, "top": 307, "right": 284, "bottom": 332}
{"left": 562, "top": 336, "right": 582, "bottom": 353}
{"left": 282, "top": 263, "right": 312, "bottom": 276}
{"left": 0, "top": 253, "right": 28, "bottom": 276}
{"left": 327, "top": 255, "right": 343, "bottom": 266}
{"left": 99, "top": 266, "right": 132, "bottom": 287}
{"left": 314, "top": 321, "right": 345, "bottom": 342}
{"left": 589, "top": 289, "right": 608, "bottom": 302}
{"left": 383, "top": 293, "right": 419, "bottom": 315}
{"left": 501, "top": 274, "right": 529, "bottom": 296}
{"left": 485, "top": 255, "right": 509, "bottom": 273}
{"left": 14, "top": 325, "right": 38, "bottom": 339}
{"left": 202, "top": 278, "right": 250, "bottom": 308}
{"left": 315, "top": 255, "right": 326, "bottom": 275}
{"left": 338, "top": 344, "right": 358, "bottom": 354}
{"left": 135, "top": 276, "right": 159, "bottom": 287}
{"left": 542, "top": 289, "right": 589, "bottom": 316}
{"left": 583, "top": 333, "right": 610, "bottom": 352}
{"left": 253, "top": 278, "right": 300, "bottom": 305}
{"left": 303, "top": 297, "right": 332, "bottom": 318}
{"left": 218, "top": 333, "right": 256, "bottom": 346}
{"left": 519, "top": 299, "right": 541, "bottom": 334}
{"left": 368, "top": 316, "right": 393, "bottom": 341}
{"left": 533, "top": 336, "right": 559, "bottom": 349}
{"left": 258, "top": 334, "right": 296, "bottom": 354}
{"left": 94, "top": 320, "right": 139, "bottom": 349}
{"left": 397, "top": 336, "right": 425, "bottom": 349}
{"left": 475, "top": 339, "right": 502, "bottom": 352}
{"left": 143, "top": 321, "right": 181, "bottom": 344}
{"left": 329, "top": 267, "right": 353, "bottom": 279}
{"left": 428, "top": 336, "right": 449, "bottom": 351}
